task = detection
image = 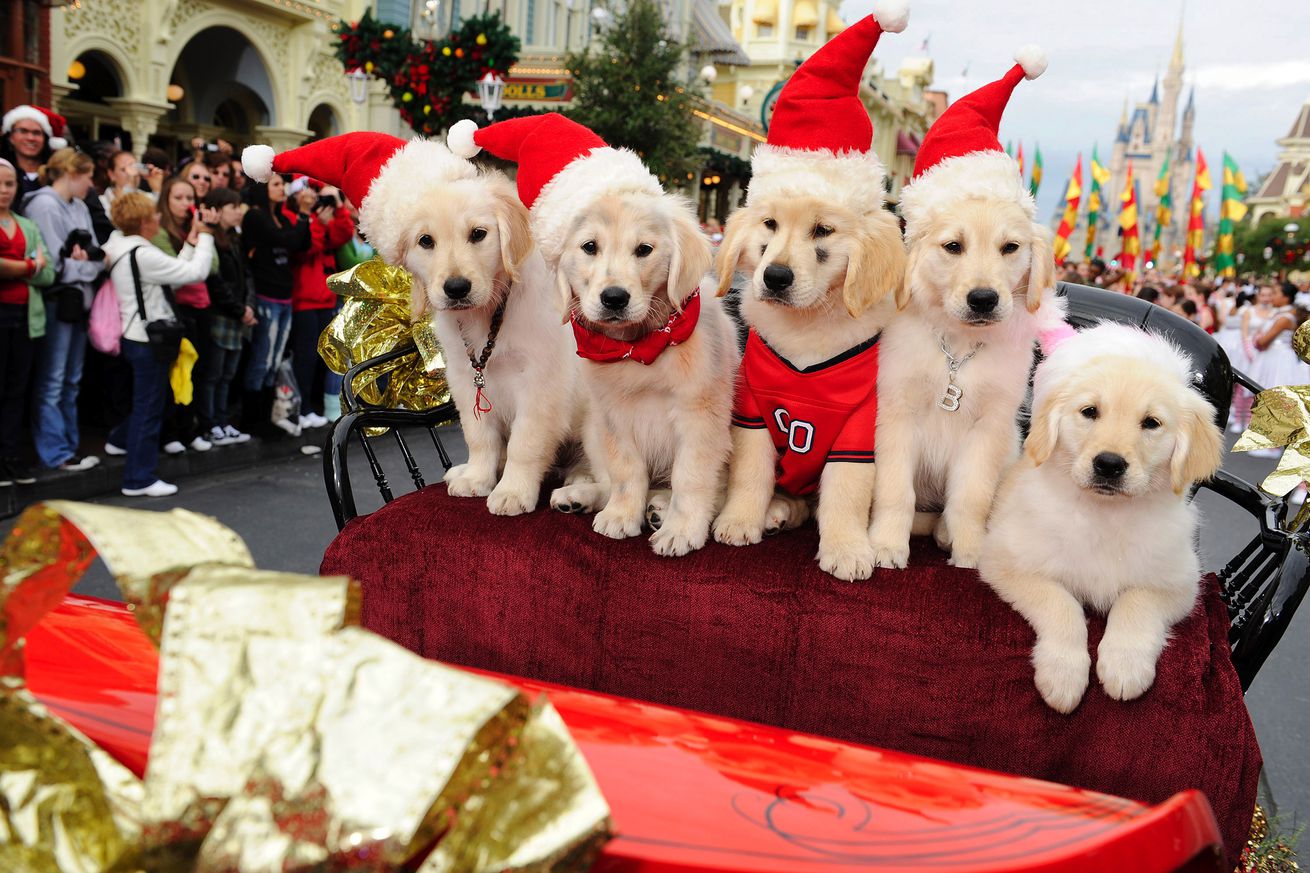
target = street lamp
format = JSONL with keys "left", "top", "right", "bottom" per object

{"left": 699, "top": 64, "right": 717, "bottom": 83}
{"left": 346, "top": 68, "right": 369, "bottom": 105}
{"left": 478, "top": 72, "right": 506, "bottom": 121}
{"left": 739, "top": 85, "right": 754, "bottom": 107}
{"left": 1287, "top": 222, "right": 1301, "bottom": 241}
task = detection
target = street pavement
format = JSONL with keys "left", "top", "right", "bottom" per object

{"left": 3, "top": 424, "right": 1306, "bottom": 831}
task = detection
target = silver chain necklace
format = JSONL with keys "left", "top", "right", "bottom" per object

{"left": 937, "top": 334, "right": 983, "bottom": 412}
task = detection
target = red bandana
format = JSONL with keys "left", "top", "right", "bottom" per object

{"left": 571, "top": 291, "right": 702, "bottom": 365}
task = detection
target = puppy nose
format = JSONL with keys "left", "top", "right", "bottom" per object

{"left": 1092, "top": 452, "right": 1129, "bottom": 479}
{"left": 966, "top": 288, "right": 1000, "bottom": 313}
{"left": 763, "top": 264, "right": 794, "bottom": 292}
{"left": 600, "top": 286, "right": 630, "bottom": 312}
{"left": 443, "top": 277, "right": 472, "bottom": 300}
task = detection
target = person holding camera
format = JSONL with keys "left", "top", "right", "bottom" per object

{"left": 289, "top": 181, "right": 353, "bottom": 428}
{"left": 102, "top": 192, "right": 215, "bottom": 497}
{"left": 20, "top": 148, "right": 102, "bottom": 472}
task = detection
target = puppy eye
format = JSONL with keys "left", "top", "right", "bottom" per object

{"left": 1142, "top": 416, "right": 1161, "bottom": 430}
{"left": 942, "top": 241, "right": 962, "bottom": 254}
{"left": 1001, "top": 242, "right": 1020, "bottom": 254}
{"left": 417, "top": 234, "right": 434, "bottom": 250}
{"left": 812, "top": 224, "right": 834, "bottom": 239}
{"left": 469, "top": 227, "right": 488, "bottom": 243}
{"left": 763, "top": 218, "right": 777, "bottom": 231}
{"left": 1081, "top": 405, "right": 1099, "bottom": 420}
{"left": 634, "top": 243, "right": 654, "bottom": 257}
{"left": 581, "top": 240, "right": 598, "bottom": 255}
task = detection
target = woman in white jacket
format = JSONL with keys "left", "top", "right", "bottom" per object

{"left": 103, "top": 192, "right": 215, "bottom": 497}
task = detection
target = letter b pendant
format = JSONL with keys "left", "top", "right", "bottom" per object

{"left": 938, "top": 382, "right": 963, "bottom": 412}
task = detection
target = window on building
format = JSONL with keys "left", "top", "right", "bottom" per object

{"left": 757, "top": 23, "right": 773, "bottom": 37}
{"left": 547, "top": 0, "right": 559, "bottom": 47}
{"left": 525, "top": 0, "right": 537, "bottom": 44}
{"left": 795, "top": 25, "right": 811, "bottom": 40}
{"left": 450, "top": 0, "right": 462, "bottom": 30}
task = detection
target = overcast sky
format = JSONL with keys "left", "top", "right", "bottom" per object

{"left": 840, "top": 0, "right": 1309, "bottom": 220}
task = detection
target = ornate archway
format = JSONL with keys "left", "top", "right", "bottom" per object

{"left": 162, "top": 25, "right": 275, "bottom": 151}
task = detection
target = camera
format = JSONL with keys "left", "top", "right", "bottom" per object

{"left": 60, "top": 228, "right": 105, "bottom": 262}
{"left": 314, "top": 192, "right": 339, "bottom": 212}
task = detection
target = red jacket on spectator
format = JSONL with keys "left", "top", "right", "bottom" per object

{"left": 285, "top": 205, "right": 355, "bottom": 312}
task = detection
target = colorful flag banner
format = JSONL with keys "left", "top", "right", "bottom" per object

{"left": 1053, "top": 155, "right": 1083, "bottom": 265}
{"left": 1016, "top": 142, "right": 1024, "bottom": 181}
{"left": 1117, "top": 161, "right": 1140, "bottom": 281}
{"left": 1151, "top": 153, "right": 1172, "bottom": 265}
{"left": 1085, "top": 145, "right": 1110, "bottom": 261}
{"left": 1214, "top": 151, "right": 1248, "bottom": 278}
{"left": 1030, "top": 143, "right": 1043, "bottom": 198}
{"left": 1182, "top": 148, "right": 1211, "bottom": 279}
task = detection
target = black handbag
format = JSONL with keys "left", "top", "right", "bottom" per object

{"left": 128, "top": 247, "right": 185, "bottom": 363}
{"left": 47, "top": 283, "right": 88, "bottom": 324}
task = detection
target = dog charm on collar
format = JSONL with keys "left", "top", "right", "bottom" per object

{"left": 937, "top": 335, "right": 982, "bottom": 413}
{"left": 939, "top": 382, "right": 964, "bottom": 412}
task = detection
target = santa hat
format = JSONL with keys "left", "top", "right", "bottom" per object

{"left": 242, "top": 132, "right": 479, "bottom": 264}
{"left": 2, "top": 105, "right": 69, "bottom": 150}
{"left": 746, "top": 2, "right": 908, "bottom": 215}
{"left": 899, "top": 46, "right": 1047, "bottom": 241}
{"left": 446, "top": 113, "right": 662, "bottom": 262}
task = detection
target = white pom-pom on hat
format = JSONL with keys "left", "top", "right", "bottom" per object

{"left": 1014, "top": 44, "right": 1048, "bottom": 80}
{"left": 447, "top": 119, "right": 482, "bottom": 159}
{"left": 48, "top": 137, "right": 68, "bottom": 150}
{"left": 241, "top": 144, "right": 276, "bottom": 183}
{"left": 869, "top": 0, "right": 909, "bottom": 33}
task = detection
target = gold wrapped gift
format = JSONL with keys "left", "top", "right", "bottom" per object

{"left": 0, "top": 502, "right": 610, "bottom": 872}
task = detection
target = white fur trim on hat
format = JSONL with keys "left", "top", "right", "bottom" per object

{"left": 1033, "top": 321, "right": 1195, "bottom": 409}
{"left": 530, "top": 147, "right": 663, "bottom": 262}
{"left": 2, "top": 106, "right": 52, "bottom": 138}
{"left": 447, "top": 119, "right": 481, "bottom": 159}
{"left": 48, "top": 137, "right": 68, "bottom": 150}
{"left": 242, "top": 144, "right": 276, "bottom": 183}
{"left": 1014, "top": 44, "right": 1048, "bottom": 80}
{"left": 747, "top": 144, "right": 889, "bottom": 215}
{"left": 899, "top": 150, "right": 1034, "bottom": 242}
{"left": 358, "top": 138, "right": 481, "bottom": 264}
{"left": 869, "top": 0, "right": 910, "bottom": 33}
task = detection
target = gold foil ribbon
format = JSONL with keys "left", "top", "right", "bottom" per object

{"left": 0, "top": 502, "right": 610, "bottom": 872}
{"left": 318, "top": 259, "right": 454, "bottom": 413}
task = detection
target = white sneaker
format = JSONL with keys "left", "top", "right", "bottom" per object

{"left": 104, "top": 442, "right": 127, "bottom": 456}
{"left": 189, "top": 435, "right": 213, "bottom": 452}
{"left": 58, "top": 454, "right": 100, "bottom": 472}
{"left": 163, "top": 441, "right": 186, "bottom": 455}
{"left": 208, "top": 426, "right": 235, "bottom": 447}
{"left": 121, "top": 479, "right": 178, "bottom": 498}
{"left": 223, "top": 425, "right": 251, "bottom": 444}
{"left": 274, "top": 417, "right": 302, "bottom": 437}
{"left": 299, "top": 412, "right": 329, "bottom": 429}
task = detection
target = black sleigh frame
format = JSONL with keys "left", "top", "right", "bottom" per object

{"left": 324, "top": 282, "right": 1310, "bottom": 691}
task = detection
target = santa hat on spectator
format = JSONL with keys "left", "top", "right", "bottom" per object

{"left": 745, "top": 2, "right": 909, "bottom": 215}
{"left": 3, "top": 105, "right": 69, "bottom": 150}
{"left": 242, "top": 132, "right": 478, "bottom": 264}
{"left": 899, "top": 46, "right": 1048, "bottom": 242}
{"left": 445, "top": 113, "right": 662, "bottom": 262}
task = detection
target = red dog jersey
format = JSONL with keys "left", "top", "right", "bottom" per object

{"left": 731, "top": 329, "right": 879, "bottom": 496}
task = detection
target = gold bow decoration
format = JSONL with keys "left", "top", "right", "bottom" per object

{"left": 318, "top": 259, "right": 454, "bottom": 415}
{"left": 1233, "top": 320, "right": 1310, "bottom": 529}
{"left": 0, "top": 502, "right": 610, "bottom": 872}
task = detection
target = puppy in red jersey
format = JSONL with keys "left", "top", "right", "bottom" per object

{"left": 711, "top": 5, "right": 909, "bottom": 581}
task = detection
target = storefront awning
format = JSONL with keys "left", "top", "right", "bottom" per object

{"left": 692, "top": 0, "right": 750, "bottom": 65}
{"left": 896, "top": 130, "right": 921, "bottom": 156}
{"left": 793, "top": 0, "right": 818, "bottom": 27}
{"left": 826, "top": 8, "right": 846, "bottom": 33}
{"left": 751, "top": 0, "right": 777, "bottom": 25}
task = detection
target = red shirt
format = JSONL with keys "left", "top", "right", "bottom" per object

{"left": 0, "top": 221, "right": 28, "bottom": 305}
{"left": 288, "top": 206, "right": 356, "bottom": 312}
{"left": 732, "top": 329, "right": 879, "bottom": 496}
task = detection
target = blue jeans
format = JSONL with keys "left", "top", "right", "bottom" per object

{"left": 196, "top": 343, "right": 241, "bottom": 431}
{"left": 31, "top": 311, "right": 87, "bottom": 468}
{"left": 108, "top": 340, "right": 169, "bottom": 490}
{"left": 244, "top": 300, "right": 292, "bottom": 391}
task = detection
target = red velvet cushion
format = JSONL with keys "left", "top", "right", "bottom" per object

{"left": 322, "top": 484, "right": 1260, "bottom": 864}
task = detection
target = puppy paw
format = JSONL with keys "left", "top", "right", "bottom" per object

{"left": 593, "top": 506, "right": 644, "bottom": 540}
{"left": 645, "top": 490, "right": 672, "bottom": 530}
{"left": 933, "top": 515, "right": 953, "bottom": 552}
{"left": 1032, "top": 641, "right": 1091, "bottom": 714}
{"left": 871, "top": 538, "right": 910, "bottom": 570}
{"left": 487, "top": 478, "right": 538, "bottom": 516}
{"left": 712, "top": 512, "right": 765, "bottom": 546}
{"left": 1096, "top": 642, "right": 1158, "bottom": 702}
{"left": 948, "top": 540, "right": 982, "bottom": 570}
{"left": 818, "top": 538, "right": 876, "bottom": 582}
{"left": 650, "top": 515, "right": 709, "bottom": 557}
{"left": 550, "top": 483, "right": 604, "bottom": 515}
{"left": 445, "top": 465, "right": 495, "bottom": 498}
{"left": 765, "top": 494, "right": 809, "bottom": 535}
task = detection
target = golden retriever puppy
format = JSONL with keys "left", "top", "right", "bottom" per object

{"left": 979, "top": 324, "right": 1224, "bottom": 713}
{"left": 549, "top": 191, "right": 736, "bottom": 556}
{"left": 711, "top": 193, "right": 903, "bottom": 580}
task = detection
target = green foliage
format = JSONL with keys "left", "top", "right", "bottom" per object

{"left": 1232, "top": 214, "right": 1310, "bottom": 278}
{"left": 565, "top": 0, "right": 702, "bottom": 185}
{"left": 333, "top": 11, "right": 538, "bottom": 137}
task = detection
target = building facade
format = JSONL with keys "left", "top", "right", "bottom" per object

{"left": 1247, "top": 99, "right": 1310, "bottom": 223}
{"left": 1105, "top": 18, "right": 1195, "bottom": 266}
{"left": 1, "top": 1, "right": 52, "bottom": 112}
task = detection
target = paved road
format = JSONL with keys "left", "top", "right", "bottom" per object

{"left": 4, "top": 425, "right": 1306, "bottom": 830}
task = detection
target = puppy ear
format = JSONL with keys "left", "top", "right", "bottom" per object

{"left": 554, "top": 262, "right": 574, "bottom": 325}
{"left": 493, "top": 184, "right": 533, "bottom": 283}
{"left": 1171, "top": 394, "right": 1224, "bottom": 495}
{"left": 667, "top": 208, "right": 713, "bottom": 308}
{"left": 842, "top": 210, "right": 907, "bottom": 317}
{"left": 1025, "top": 225, "right": 1056, "bottom": 313}
{"left": 897, "top": 241, "right": 922, "bottom": 311}
{"left": 716, "top": 209, "right": 750, "bottom": 297}
{"left": 406, "top": 255, "right": 430, "bottom": 325}
{"left": 1025, "top": 387, "right": 1064, "bottom": 466}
